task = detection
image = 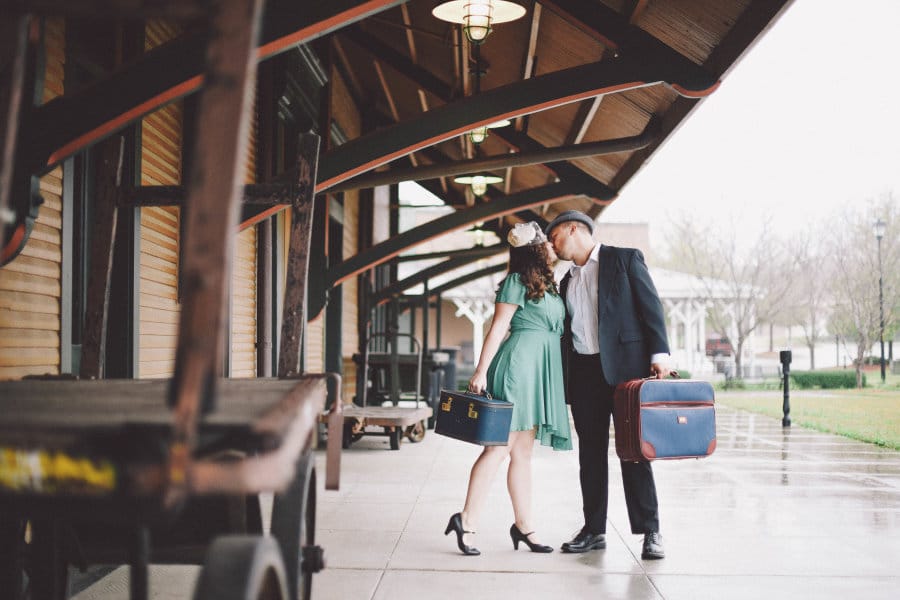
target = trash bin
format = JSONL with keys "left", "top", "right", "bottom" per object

{"left": 422, "top": 348, "right": 457, "bottom": 428}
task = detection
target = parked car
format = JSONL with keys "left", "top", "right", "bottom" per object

{"left": 705, "top": 335, "right": 734, "bottom": 357}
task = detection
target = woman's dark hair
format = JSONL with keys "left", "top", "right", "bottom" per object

{"left": 508, "top": 243, "right": 557, "bottom": 300}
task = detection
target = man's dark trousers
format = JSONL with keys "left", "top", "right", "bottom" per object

{"left": 569, "top": 351, "right": 659, "bottom": 535}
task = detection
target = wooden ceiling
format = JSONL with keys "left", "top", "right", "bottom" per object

{"left": 321, "top": 0, "right": 794, "bottom": 232}
{"left": 3, "top": 0, "right": 795, "bottom": 253}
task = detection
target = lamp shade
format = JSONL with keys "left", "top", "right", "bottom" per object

{"left": 454, "top": 173, "right": 503, "bottom": 196}
{"left": 469, "top": 125, "right": 489, "bottom": 144}
{"left": 433, "top": 1, "right": 526, "bottom": 44}
{"left": 468, "top": 119, "right": 511, "bottom": 145}
{"left": 874, "top": 218, "right": 887, "bottom": 240}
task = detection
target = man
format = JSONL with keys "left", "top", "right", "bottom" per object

{"left": 546, "top": 210, "right": 670, "bottom": 560}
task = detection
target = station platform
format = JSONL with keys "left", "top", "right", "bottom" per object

{"left": 74, "top": 405, "right": 900, "bottom": 600}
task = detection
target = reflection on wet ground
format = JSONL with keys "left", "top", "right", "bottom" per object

{"left": 74, "top": 406, "right": 900, "bottom": 600}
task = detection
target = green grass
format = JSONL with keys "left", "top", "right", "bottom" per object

{"left": 717, "top": 387, "right": 900, "bottom": 450}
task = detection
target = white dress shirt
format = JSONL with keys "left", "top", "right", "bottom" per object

{"left": 566, "top": 244, "right": 602, "bottom": 355}
{"left": 566, "top": 243, "right": 669, "bottom": 366}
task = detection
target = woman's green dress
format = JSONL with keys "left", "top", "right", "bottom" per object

{"left": 486, "top": 274, "right": 572, "bottom": 451}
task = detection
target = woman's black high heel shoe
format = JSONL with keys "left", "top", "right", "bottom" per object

{"left": 445, "top": 513, "right": 480, "bottom": 556}
{"left": 510, "top": 523, "right": 553, "bottom": 553}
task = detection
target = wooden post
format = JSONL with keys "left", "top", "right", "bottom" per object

{"left": 277, "top": 133, "right": 321, "bottom": 378}
{"left": 0, "top": 14, "right": 28, "bottom": 242}
{"left": 79, "top": 136, "right": 124, "bottom": 380}
{"left": 166, "top": 0, "right": 264, "bottom": 504}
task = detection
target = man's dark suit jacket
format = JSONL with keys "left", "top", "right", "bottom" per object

{"left": 560, "top": 245, "right": 670, "bottom": 398}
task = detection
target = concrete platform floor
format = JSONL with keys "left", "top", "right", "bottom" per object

{"left": 73, "top": 406, "right": 900, "bottom": 600}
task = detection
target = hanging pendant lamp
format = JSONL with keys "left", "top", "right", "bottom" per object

{"left": 432, "top": 1, "right": 526, "bottom": 45}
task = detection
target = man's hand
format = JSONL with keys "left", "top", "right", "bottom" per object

{"left": 650, "top": 363, "right": 671, "bottom": 379}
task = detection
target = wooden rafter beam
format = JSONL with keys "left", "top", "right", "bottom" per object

{"left": 316, "top": 53, "right": 715, "bottom": 193}
{"left": 540, "top": 0, "right": 718, "bottom": 97}
{"left": 400, "top": 3, "right": 416, "bottom": 64}
{"left": 330, "top": 129, "right": 655, "bottom": 193}
{"left": 325, "top": 181, "right": 579, "bottom": 289}
{"left": 566, "top": 96, "right": 603, "bottom": 145}
{"left": 624, "top": 0, "right": 650, "bottom": 24}
{"left": 489, "top": 127, "right": 615, "bottom": 201}
{"left": 340, "top": 25, "right": 455, "bottom": 104}
{"left": 429, "top": 263, "right": 506, "bottom": 297}
{"left": 372, "top": 255, "right": 489, "bottom": 305}
{"left": 332, "top": 36, "right": 366, "bottom": 109}
{"left": 21, "top": 0, "right": 407, "bottom": 176}
{"left": 515, "top": 2, "right": 541, "bottom": 132}
{"left": 395, "top": 243, "right": 505, "bottom": 263}
{"left": 0, "top": 0, "right": 207, "bottom": 19}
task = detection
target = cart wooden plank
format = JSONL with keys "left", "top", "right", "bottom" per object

{"left": 0, "top": 376, "right": 333, "bottom": 498}
{"left": 340, "top": 405, "right": 432, "bottom": 427}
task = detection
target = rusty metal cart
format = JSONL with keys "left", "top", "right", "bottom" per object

{"left": 341, "top": 333, "right": 433, "bottom": 450}
{"left": 0, "top": 1, "right": 342, "bottom": 598}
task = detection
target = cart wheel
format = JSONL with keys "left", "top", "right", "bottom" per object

{"left": 405, "top": 420, "right": 426, "bottom": 443}
{"left": 342, "top": 420, "right": 354, "bottom": 449}
{"left": 0, "top": 518, "right": 26, "bottom": 600}
{"left": 193, "top": 536, "right": 288, "bottom": 600}
{"left": 389, "top": 426, "right": 402, "bottom": 450}
{"left": 271, "top": 451, "right": 321, "bottom": 600}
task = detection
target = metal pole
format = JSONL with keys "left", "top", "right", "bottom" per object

{"left": 780, "top": 350, "right": 791, "bottom": 427}
{"left": 878, "top": 233, "right": 886, "bottom": 383}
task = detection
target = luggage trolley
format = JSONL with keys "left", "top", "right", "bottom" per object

{"left": 341, "top": 333, "right": 433, "bottom": 450}
{"left": 0, "top": 2, "right": 343, "bottom": 598}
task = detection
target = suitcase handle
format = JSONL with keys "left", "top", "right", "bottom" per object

{"left": 441, "top": 391, "right": 493, "bottom": 412}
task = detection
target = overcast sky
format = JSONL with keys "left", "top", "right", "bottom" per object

{"left": 599, "top": 0, "right": 900, "bottom": 250}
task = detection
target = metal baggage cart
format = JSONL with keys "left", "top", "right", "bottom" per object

{"left": 340, "top": 333, "right": 433, "bottom": 450}
{"left": 0, "top": 3, "right": 342, "bottom": 598}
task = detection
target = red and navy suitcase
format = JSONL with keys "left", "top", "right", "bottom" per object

{"left": 435, "top": 390, "right": 513, "bottom": 446}
{"left": 613, "top": 378, "right": 716, "bottom": 461}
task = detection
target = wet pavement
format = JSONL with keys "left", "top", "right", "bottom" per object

{"left": 73, "top": 406, "right": 900, "bottom": 599}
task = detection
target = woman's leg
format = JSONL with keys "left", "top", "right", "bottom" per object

{"left": 461, "top": 445, "right": 511, "bottom": 542}
{"left": 507, "top": 429, "right": 539, "bottom": 540}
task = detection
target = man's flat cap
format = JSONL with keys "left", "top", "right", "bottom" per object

{"left": 544, "top": 210, "right": 594, "bottom": 235}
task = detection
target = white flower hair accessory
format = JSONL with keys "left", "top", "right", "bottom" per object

{"left": 507, "top": 222, "right": 547, "bottom": 248}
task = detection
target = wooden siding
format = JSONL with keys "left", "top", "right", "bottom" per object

{"left": 332, "top": 67, "right": 360, "bottom": 402}
{"left": 138, "top": 20, "right": 182, "bottom": 379}
{"left": 230, "top": 90, "right": 258, "bottom": 378}
{"left": 341, "top": 193, "right": 359, "bottom": 402}
{"left": 0, "top": 19, "right": 65, "bottom": 380}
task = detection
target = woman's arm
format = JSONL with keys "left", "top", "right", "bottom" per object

{"left": 467, "top": 302, "right": 518, "bottom": 393}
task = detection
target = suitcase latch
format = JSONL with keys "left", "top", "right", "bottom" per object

{"left": 468, "top": 403, "right": 479, "bottom": 419}
{"left": 677, "top": 416, "right": 688, "bottom": 424}
{"left": 441, "top": 397, "right": 453, "bottom": 412}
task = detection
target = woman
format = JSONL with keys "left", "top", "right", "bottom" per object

{"left": 445, "top": 221, "right": 572, "bottom": 556}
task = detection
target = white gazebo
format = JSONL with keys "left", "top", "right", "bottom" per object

{"left": 651, "top": 268, "right": 746, "bottom": 375}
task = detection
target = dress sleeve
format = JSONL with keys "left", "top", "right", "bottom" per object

{"left": 495, "top": 274, "right": 526, "bottom": 307}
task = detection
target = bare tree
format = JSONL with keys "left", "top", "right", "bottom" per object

{"left": 781, "top": 228, "right": 830, "bottom": 370}
{"left": 827, "top": 193, "right": 899, "bottom": 386}
{"left": 664, "top": 213, "right": 797, "bottom": 380}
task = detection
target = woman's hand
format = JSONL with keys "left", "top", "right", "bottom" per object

{"left": 468, "top": 371, "right": 487, "bottom": 394}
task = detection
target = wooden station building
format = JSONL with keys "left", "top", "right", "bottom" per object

{"left": 0, "top": 2, "right": 794, "bottom": 597}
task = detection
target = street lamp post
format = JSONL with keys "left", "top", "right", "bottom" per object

{"left": 874, "top": 218, "right": 887, "bottom": 383}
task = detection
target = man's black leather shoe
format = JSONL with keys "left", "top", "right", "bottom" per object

{"left": 641, "top": 532, "right": 665, "bottom": 559}
{"left": 561, "top": 530, "right": 606, "bottom": 553}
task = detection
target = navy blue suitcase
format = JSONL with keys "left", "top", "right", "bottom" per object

{"left": 435, "top": 390, "right": 513, "bottom": 446}
{"left": 613, "top": 378, "right": 716, "bottom": 461}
